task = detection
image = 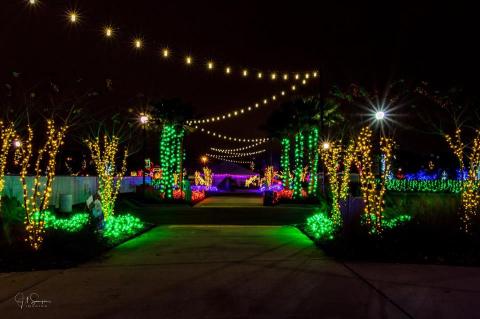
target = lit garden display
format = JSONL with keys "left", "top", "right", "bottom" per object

{"left": 103, "top": 214, "right": 145, "bottom": 244}
{"left": 86, "top": 135, "right": 128, "bottom": 220}
{"left": 280, "top": 138, "right": 291, "bottom": 189}
{"left": 18, "top": 120, "right": 68, "bottom": 250}
{"left": 34, "top": 211, "right": 90, "bottom": 233}
{"left": 292, "top": 132, "right": 305, "bottom": 199}
{"left": 385, "top": 179, "right": 464, "bottom": 193}
{"left": 445, "top": 128, "right": 480, "bottom": 232}
{"left": 0, "top": 121, "right": 16, "bottom": 213}
{"left": 305, "top": 211, "right": 336, "bottom": 241}
{"left": 159, "top": 124, "right": 184, "bottom": 199}
{"left": 355, "top": 126, "right": 394, "bottom": 235}
{"left": 33, "top": 210, "right": 145, "bottom": 244}
{"left": 320, "top": 141, "right": 355, "bottom": 226}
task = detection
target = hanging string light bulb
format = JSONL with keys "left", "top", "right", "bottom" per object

{"left": 210, "top": 141, "right": 267, "bottom": 153}
{"left": 206, "top": 153, "right": 254, "bottom": 164}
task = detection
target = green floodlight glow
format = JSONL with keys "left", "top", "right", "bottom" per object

{"left": 305, "top": 212, "right": 336, "bottom": 241}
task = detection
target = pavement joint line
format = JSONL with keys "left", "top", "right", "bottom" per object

{"left": 359, "top": 277, "right": 480, "bottom": 294}
{"left": 341, "top": 262, "right": 415, "bottom": 319}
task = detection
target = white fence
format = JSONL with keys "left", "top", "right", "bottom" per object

{"left": 1, "top": 176, "right": 145, "bottom": 207}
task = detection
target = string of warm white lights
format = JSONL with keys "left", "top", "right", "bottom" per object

{"left": 196, "top": 127, "right": 269, "bottom": 143}
{"left": 186, "top": 82, "right": 311, "bottom": 125}
{"left": 209, "top": 149, "right": 266, "bottom": 158}
{"left": 206, "top": 153, "right": 254, "bottom": 164}
{"left": 25, "top": 1, "right": 319, "bottom": 84}
{"left": 210, "top": 141, "right": 267, "bottom": 153}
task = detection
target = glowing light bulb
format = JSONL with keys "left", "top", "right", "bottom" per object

{"left": 133, "top": 39, "right": 142, "bottom": 49}
{"left": 263, "top": 99, "right": 268, "bottom": 104}
{"left": 162, "top": 48, "right": 169, "bottom": 58}
{"left": 242, "top": 69, "right": 248, "bottom": 77}
{"left": 207, "top": 61, "right": 214, "bottom": 70}
{"left": 225, "top": 67, "right": 231, "bottom": 74}
{"left": 271, "top": 73, "right": 277, "bottom": 80}
{"left": 186, "top": 56, "right": 192, "bottom": 65}
{"left": 291, "top": 85, "right": 296, "bottom": 91}
{"left": 295, "top": 74, "right": 300, "bottom": 80}
{"left": 67, "top": 11, "right": 78, "bottom": 23}
{"left": 281, "top": 91, "right": 285, "bottom": 96}
{"left": 28, "top": 0, "right": 37, "bottom": 5}
{"left": 302, "top": 79, "right": 307, "bottom": 85}
{"left": 322, "top": 142, "right": 330, "bottom": 150}
{"left": 283, "top": 74, "right": 288, "bottom": 80}
{"left": 272, "top": 95, "right": 276, "bottom": 100}
{"left": 257, "top": 72, "right": 263, "bottom": 79}
{"left": 313, "top": 71, "right": 318, "bottom": 77}
{"left": 305, "top": 73, "right": 310, "bottom": 79}
{"left": 13, "top": 139, "right": 22, "bottom": 148}
{"left": 375, "top": 111, "right": 386, "bottom": 120}
{"left": 139, "top": 115, "right": 149, "bottom": 124}
{"left": 104, "top": 26, "right": 113, "bottom": 38}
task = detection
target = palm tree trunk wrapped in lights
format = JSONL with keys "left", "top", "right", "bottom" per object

{"left": 355, "top": 126, "right": 394, "bottom": 235}
{"left": 307, "top": 127, "right": 319, "bottom": 196}
{"left": 86, "top": 135, "right": 128, "bottom": 220}
{"left": 280, "top": 137, "right": 291, "bottom": 189}
{"left": 159, "top": 124, "right": 184, "bottom": 199}
{"left": 293, "top": 132, "right": 305, "bottom": 199}
{"left": 0, "top": 121, "right": 16, "bottom": 212}
{"left": 445, "top": 128, "right": 480, "bottom": 233}
{"left": 18, "top": 121, "right": 68, "bottom": 250}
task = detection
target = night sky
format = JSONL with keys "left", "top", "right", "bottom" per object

{"left": 1, "top": 1, "right": 479, "bottom": 171}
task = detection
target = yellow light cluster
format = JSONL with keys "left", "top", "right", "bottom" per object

{"left": 206, "top": 153, "right": 254, "bottom": 164}
{"left": 354, "top": 126, "right": 394, "bottom": 235}
{"left": 194, "top": 167, "right": 213, "bottom": 187}
{"left": 196, "top": 127, "right": 269, "bottom": 143}
{"left": 210, "top": 141, "right": 267, "bottom": 153}
{"left": 320, "top": 142, "right": 348, "bottom": 226}
{"left": 18, "top": 120, "right": 68, "bottom": 250}
{"left": 0, "top": 121, "right": 17, "bottom": 212}
{"left": 86, "top": 135, "right": 128, "bottom": 220}
{"left": 445, "top": 128, "right": 480, "bottom": 233}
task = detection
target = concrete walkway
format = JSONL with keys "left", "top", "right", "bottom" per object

{"left": 194, "top": 195, "right": 263, "bottom": 207}
{"left": 1, "top": 225, "right": 479, "bottom": 318}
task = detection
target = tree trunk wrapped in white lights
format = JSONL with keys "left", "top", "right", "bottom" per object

{"left": 86, "top": 135, "right": 127, "bottom": 220}
{"left": 18, "top": 121, "right": 68, "bottom": 250}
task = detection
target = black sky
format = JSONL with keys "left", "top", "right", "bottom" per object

{"left": 1, "top": 0, "right": 479, "bottom": 170}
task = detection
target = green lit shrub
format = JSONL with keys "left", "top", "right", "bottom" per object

{"left": 305, "top": 212, "right": 336, "bottom": 241}
{"left": 103, "top": 214, "right": 144, "bottom": 244}
{"left": 33, "top": 211, "right": 91, "bottom": 233}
